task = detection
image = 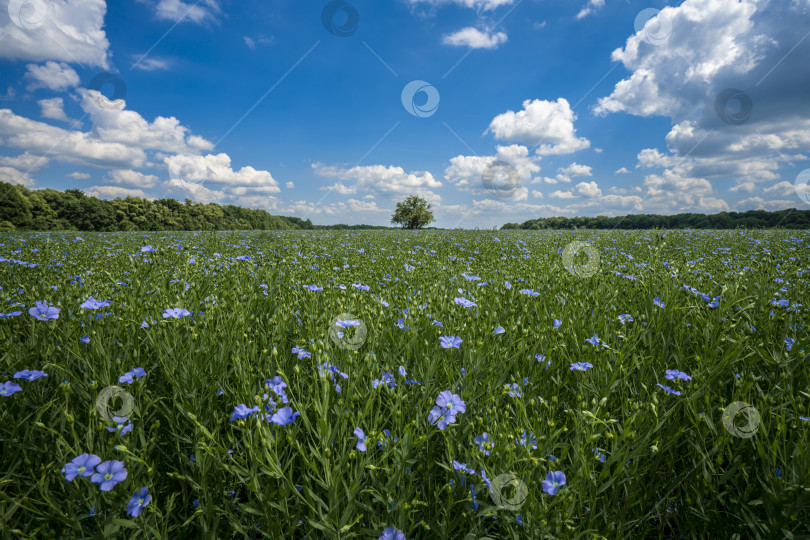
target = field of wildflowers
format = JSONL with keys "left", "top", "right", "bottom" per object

{"left": 1, "top": 229, "right": 808, "bottom": 538}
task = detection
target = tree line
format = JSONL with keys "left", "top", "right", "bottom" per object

{"left": 501, "top": 209, "right": 810, "bottom": 230}
{"left": 0, "top": 182, "right": 388, "bottom": 232}
{"left": 2, "top": 181, "right": 808, "bottom": 231}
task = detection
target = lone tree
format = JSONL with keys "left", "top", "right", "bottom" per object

{"left": 391, "top": 195, "right": 434, "bottom": 229}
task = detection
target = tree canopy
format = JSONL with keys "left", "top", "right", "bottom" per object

{"left": 501, "top": 210, "right": 810, "bottom": 230}
{"left": 391, "top": 195, "right": 435, "bottom": 230}
{"left": 0, "top": 182, "right": 389, "bottom": 232}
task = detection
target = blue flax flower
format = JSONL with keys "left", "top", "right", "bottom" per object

{"left": 0, "top": 381, "right": 22, "bottom": 396}
{"left": 80, "top": 297, "right": 111, "bottom": 310}
{"left": 163, "top": 307, "right": 191, "bottom": 319}
{"left": 439, "top": 336, "right": 462, "bottom": 349}
{"left": 542, "top": 471, "right": 566, "bottom": 495}
{"left": 61, "top": 453, "right": 101, "bottom": 481}
{"left": 570, "top": 362, "right": 593, "bottom": 371}
{"left": 354, "top": 428, "right": 367, "bottom": 452}
{"left": 379, "top": 528, "right": 406, "bottom": 540}
{"left": 126, "top": 487, "right": 152, "bottom": 517}
{"left": 29, "top": 300, "right": 60, "bottom": 321}
{"left": 91, "top": 460, "right": 127, "bottom": 491}
{"left": 269, "top": 406, "right": 300, "bottom": 426}
{"left": 474, "top": 432, "right": 494, "bottom": 455}
{"left": 664, "top": 369, "right": 692, "bottom": 381}
{"left": 657, "top": 383, "right": 682, "bottom": 396}
{"left": 13, "top": 369, "right": 47, "bottom": 380}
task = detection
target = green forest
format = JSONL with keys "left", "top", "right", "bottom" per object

{"left": 0, "top": 181, "right": 388, "bottom": 231}
{"left": 502, "top": 209, "right": 810, "bottom": 230}
{"left": 1, "top": 180, "right": 808, "bottom": 231}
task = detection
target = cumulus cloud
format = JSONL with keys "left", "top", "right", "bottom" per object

{"left": 487, "top": 98, "right": 590, "bottom": 155}
{"left": 596, "top": 0, "right": 810, "bottom": 207}
{"left": 0, "top": 0, "right": 110, "bottom": 68}
{"left": 442, "top": 27, "right": 508, "bottom": 49}
{"left": 80, "top": 90, "right": 214, "bottom": 155}
{"left": 164, "top": 153, "right": 281, "bottom": 193}
{"left": 66, "top": 172, "right": 91, "bottom": 180}
{"left": 0, "top": 166, "right": 35, "bottom": 186}
{"left": 735, "top": 196, "right": 797, "bottom": 211}
{"left": 38, "top": 97, "right": 68, "bottom": 121}
{"left": 106, "top": 169, "right": 160, "bottom": 188}
{"left": 558, "top": 162, "right": 592, "bottom": 178}
{"left": 25, "top": 61, "right": 79, "bottom": 91}
{"left": 313, "top": 163, "right": 442, "bottom": 203}
{"left": 444, "top": 145, "right": 541, "bottom": 196}
{"left": 0, "top": 108, "right": 147, "bottom": 169}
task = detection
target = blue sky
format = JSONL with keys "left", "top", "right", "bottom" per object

{"left": 1, "top": 0, "right": 809, "bottom": 227}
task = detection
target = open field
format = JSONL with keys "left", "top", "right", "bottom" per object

{"left": 1, "top": 229, "right": 809, "bottom": 539}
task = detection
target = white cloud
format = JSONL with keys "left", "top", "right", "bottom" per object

{"left": 595, "top": 0, "right": 810, "bottom": 212}
{"left": 559, "top": 162, "right": 592, "bottom": 177}
{"left": 244, "top": 35, "right": 273, "bottom": 49}
{"left": 729, "top": 181, "right": 755, "bottom": 193}
{"left": 25, "top": 61, "right": 79, "bottom": 91}
{"left": 444, "top": 144, "right": 541, "bottom": 200}
{"left": 576, "top": 0, "right": 604, "bottom": 20}
{"left": 0, "top": 152, "right": 48, "bottom": 172}
{"left": 84, "top": 185, "right": 153, "bottom": 199}
{"left": 735, "top": 196, "right": 797, "bottom": 211}
{"left": 531, "top": 190, "right": 543, "bottom": 198}
{"left": 594, "top": 0, "right": 767, "bottom": 119}
{"left": 762, "top": 181, "right": 798, "bottom": 198}
{"left": 574, "top": 181, "right": 601, "bottom": 198}
{"left": 636, "top": 148, "right": 679, "bottom": 169}
{"left": 0, "top": 0, "right": 110, "bottom": 68}
{"left": 146, "top": 0, "right": 221, "bottom": 24}
{"left": 80, "top": 90, "right": 214, "bottom": 155}
{"left": 131, "top": 57, "right": 171, "bottom": 71}
{"left": 313, "top": 163, "right": 442, "bottom": 203}
{"left": 0, "top": 108, "right": 147, "bottom": 169}
{"left": 442, "top": 27, "right": 508, "bottom": 49}
{"left": 0, "top": 89, "right": 215, "bottom": 174}
{"left": 0, "top": 166, "right": 35, "bottom": 187}
{"left": 285, "top": 181, "right": 295, "bottom": 189}
{"left": 549, "top": 190, "right": 575, "bottom": 199}
{"left": 106, "top": 169, "right": 159, "bottom": 188}
{"left": 407, "top": 0, "right": 515, "bottom": 11}
{"left": 615, "top": 167, "right": 630, "bottom": 174}
{"left": 66, "top": 172, "right": 91, "bottom": 180}
{"left": 487, "top": 98, "right": 590, "bottom": 155}
{"left": 38, "top": 97, "right": 68, "bottom": 121}
{"left": 164, "top": 153, "right": 281, "bottom": 193}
